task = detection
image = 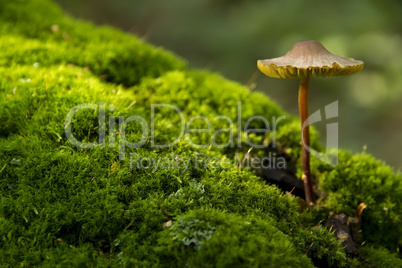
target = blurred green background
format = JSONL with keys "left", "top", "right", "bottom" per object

{"left": 54, "top": 0, "right": 402, "bottom": 169}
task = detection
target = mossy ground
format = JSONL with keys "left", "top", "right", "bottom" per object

{"left": 0, "top": 0, "right": 401, "bottom": 267}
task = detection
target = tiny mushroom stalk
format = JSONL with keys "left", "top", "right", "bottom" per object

{"left": 257, "top": 40, "right": 363, "bottom": 205}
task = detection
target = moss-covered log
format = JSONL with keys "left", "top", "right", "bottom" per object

{"left": 0, "top": 0, "right": 401, "bottom": 266}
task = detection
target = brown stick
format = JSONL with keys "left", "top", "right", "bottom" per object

{"left": 298, "top": 75, "right": 314, "bottom": 204}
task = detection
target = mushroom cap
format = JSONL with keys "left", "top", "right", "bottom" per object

{"left": 257, "top": 40, "right": 364, "bottom": 79}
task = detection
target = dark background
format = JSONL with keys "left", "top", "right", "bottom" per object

{"left": 54, "top": 0, "right": 402, "bottom": 169}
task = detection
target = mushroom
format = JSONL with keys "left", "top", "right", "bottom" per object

{"left": 257, "top": 40, "right": 363, "bottom": 204}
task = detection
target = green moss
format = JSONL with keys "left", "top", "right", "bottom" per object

{"left": 0, "top": 0, "right": 186, "bottom": 86}
{"left": 319, "top": 152, "right": 402, "bottom": 252}
{"left": 359, "top": 245, "right": 402, "bottom": 268}
{"left": 0, "top": 0, "right": 400, "bottom": 266}
{"left": 155, "top": 210, "right": 312, "bottom": 267}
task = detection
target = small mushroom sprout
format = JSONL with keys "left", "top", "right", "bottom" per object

{"left": 257, "top": 40, "right": 363, "bottom": 204}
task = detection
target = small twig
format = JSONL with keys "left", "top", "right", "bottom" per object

{"left": 299, "top": 242, "right": 315, "bottom": 262}
{"left": 239, "top": 147, "right": 253, "bottom": 171}
{"left": 354, "top": 202, "right": 367, "bottom": 221}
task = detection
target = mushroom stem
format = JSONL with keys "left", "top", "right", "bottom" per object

{"left": 298, "top": 75, "right": 314, "bottom": 205}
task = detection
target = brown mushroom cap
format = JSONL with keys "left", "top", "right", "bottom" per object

{"left": 257, "top": 40, "right": 364, "bottom": 79}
